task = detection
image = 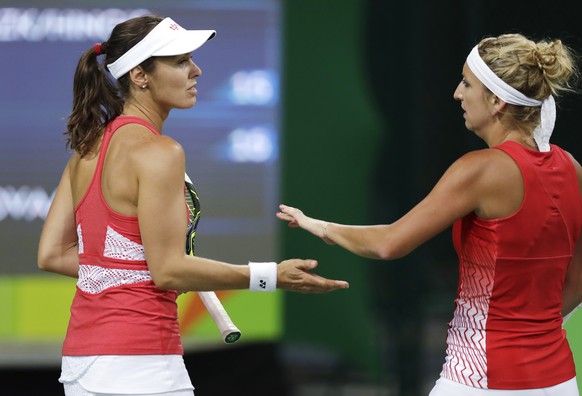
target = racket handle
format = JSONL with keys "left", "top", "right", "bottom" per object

{"left": 198, "top": 291, "right": 241, "bottom": 343}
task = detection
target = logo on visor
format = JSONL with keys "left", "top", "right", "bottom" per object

{"left": 169, "top": 23, "right": 179, "bottom": 30}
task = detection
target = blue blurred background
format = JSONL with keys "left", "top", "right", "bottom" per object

{"left": 1, "top": 0, "right": 582, "bottom": 395}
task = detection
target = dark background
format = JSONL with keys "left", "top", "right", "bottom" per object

{"left": 1, "top": 0, "right": 581, "bottom": 395}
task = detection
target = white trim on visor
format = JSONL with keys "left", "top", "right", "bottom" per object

{"left": 107, "top": 17, "right": 215, "bottom": 79}
{"left": 466, "top": 45, "right": 555, "bottom": 152}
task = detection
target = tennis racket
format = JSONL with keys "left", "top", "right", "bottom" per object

{"left": 185, "top": 173, "right": 241, "bottom": 343}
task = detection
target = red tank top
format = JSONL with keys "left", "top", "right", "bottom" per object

{"left": 441, "top": 141, "right": 582, "bottom": 389}
{"left": 62, "top": 116, "right": 183, "bottom": 356}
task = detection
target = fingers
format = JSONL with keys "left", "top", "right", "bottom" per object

{"left": 276, "top": 205, "right": 297, "bottom": 221}
{"left": 277, "top": 259, "right": 349, "bottom": 293}
{"left": 275, "top": 211, "right": 289, "bottom": 220}
{"left": 276, "top": 212, "right": 295, "bottom": 221}
{"left": 296, "top": 275, "right": 350, "bottom": 293}
{"left": 278, "top": 203, "right": 292, "bottom": 212}
{"left": 278, "top": 204, "right": 302, "bottom": 217}
{"left": 292, "top": 259, "right": 318, "bottom": 271}
{"left": 276, "top": 209, "right": 297, "bottom": 225}
{"left": 305, "top": 274, "right": 350, "bottom": 292}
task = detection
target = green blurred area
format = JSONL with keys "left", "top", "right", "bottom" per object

{"left": 566, "top": 314, "right": 582, "bottom": 390}
{"left": 280, "top": 0, "right": 383, "bottom": 377}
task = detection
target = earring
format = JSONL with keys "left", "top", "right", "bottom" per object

{"left": 141, "top": 85, "right": 147, "bottom": 89}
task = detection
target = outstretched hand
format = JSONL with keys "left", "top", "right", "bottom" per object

{"left": 276, "top": 204, "right": 305, "bottom": 228}
{"left": 277, "top": 259, "right": 349, "bottom": 293}
{"left": 277, "top": 204, "right": 334, "bottom": 244}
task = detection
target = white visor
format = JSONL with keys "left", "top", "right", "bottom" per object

{"left": 107, "top": 17, "right": 215, "bottom": 79}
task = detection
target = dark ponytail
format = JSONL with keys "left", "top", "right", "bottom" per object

{"left": 65, "top": 15, "right": 163, "bottom": 157}
{"left": 65, "top": 43, "right": 123, "bottom": 157}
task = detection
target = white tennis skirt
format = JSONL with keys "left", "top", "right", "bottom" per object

{"left": 64, "top": 381, "right": 194, "bottom": 396}
{"left": 61, "top": 355, "right": 194, "bottom": 396}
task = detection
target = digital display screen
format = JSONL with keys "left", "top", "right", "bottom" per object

{"left": 0, "top": 0, "right": 282, "bottom": 364}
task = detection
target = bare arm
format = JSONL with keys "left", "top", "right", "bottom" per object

{"left": 37, "top": 161, "right": 80, "bottom": 278}
{"left": 277, "top": 150, "right": 502, "bottom": 260}
{"left": 135, "top": 136, "right": 348, "bottom": 293}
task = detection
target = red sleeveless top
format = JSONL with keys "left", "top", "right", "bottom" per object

{"left": 63, "top": 116, "right": 183, "bottom": 356}
{"left": 441, "top": 141, "right": 582, "bottom": 389}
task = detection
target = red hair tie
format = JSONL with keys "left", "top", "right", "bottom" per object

{"left": 93, "top": 43, "right": 102, "bottom": 55}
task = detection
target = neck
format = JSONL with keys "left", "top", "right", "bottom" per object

{"left": 488, "top": 128, "right": 538, "bottom": 150}
{"left": 480, "top": 114, "right": 537, "bottom": 150}
{"left": 122, "top": 100, "right": 167, "bottom": 133}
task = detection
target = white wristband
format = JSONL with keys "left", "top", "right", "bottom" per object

{"left": 249, "top": 262, "right": 277, "bottom": 292}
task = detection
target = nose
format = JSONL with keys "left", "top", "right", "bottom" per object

{"left": 453, "top": 83, "right": 463, "bottom": 101}
{"left": 190, "top": 60, "right": 202, "bottom": 78}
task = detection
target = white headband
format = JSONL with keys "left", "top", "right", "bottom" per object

{"left": 107, "top": 17, "right": 215, "bottom": 80}
{"left": 466, "top": 45, "right": 555, "bottom": 152}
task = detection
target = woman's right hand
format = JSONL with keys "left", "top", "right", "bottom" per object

{"left": 276, "top": 204, "right": 335, "bottom": 244}
{"left": 277, "top": 259, "right": 349, "bottom": 293}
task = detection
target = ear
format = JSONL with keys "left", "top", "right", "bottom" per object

{"left": 490, "top": 95, "right": 507, "bottom": 117}
{"left": 128, "top": 66, "right": 148, "bottom": 89}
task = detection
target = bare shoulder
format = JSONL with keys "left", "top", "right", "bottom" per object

{"left": 120, "top": 125, "right": 185, "bottom": 177}
{"left": 444, "top": 148, "right": 522, "bottom": 215}
{"left": 66, "top": 151, "right": 81, "bottom": 173}
{"left": 444, "top": 148, "right": 522, "bottom": 218}
{"left": 446, "top": 148, "right": 517, "bottom": 183}
{"left": 456, "top": 147, "right": 515, "bottom": 166}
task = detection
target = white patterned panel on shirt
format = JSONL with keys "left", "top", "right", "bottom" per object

{"left": 103, "top": 226, "right": 146, "bottom": 260}
{"left": 441, "top": 298, "right": 489, "bottom": 388}
{"left": 77, "top": 264, "right": 152, "bottom": 294}
{"left": 441, "top": 249, "right": 494, "bottom": 389}
{"left": 76, "top": 224, "right": 84, "bottom": 254}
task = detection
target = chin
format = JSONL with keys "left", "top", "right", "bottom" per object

{"left": 177, "top": 100, "right": 197, "bottom": 109}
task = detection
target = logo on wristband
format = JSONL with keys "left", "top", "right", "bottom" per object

{"left": 249, "top": 262, "right": 276, "bottom": 292}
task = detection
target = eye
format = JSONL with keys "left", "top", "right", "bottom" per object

{"left": 461, "top": 78, "right": 470, "bottom": 87}
{"left": 179, "top": 55, "right": 193, "bottom": 65}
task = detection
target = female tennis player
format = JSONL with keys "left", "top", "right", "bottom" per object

{"left": 37, "top": 15, "right": 348, "bottom": 396}
{"left": 277, "top": 33, "right": 582, "bottom": 395}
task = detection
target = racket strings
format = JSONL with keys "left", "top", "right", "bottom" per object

{"left": 185, "top": 180, "right": 201, "bottom": 256}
